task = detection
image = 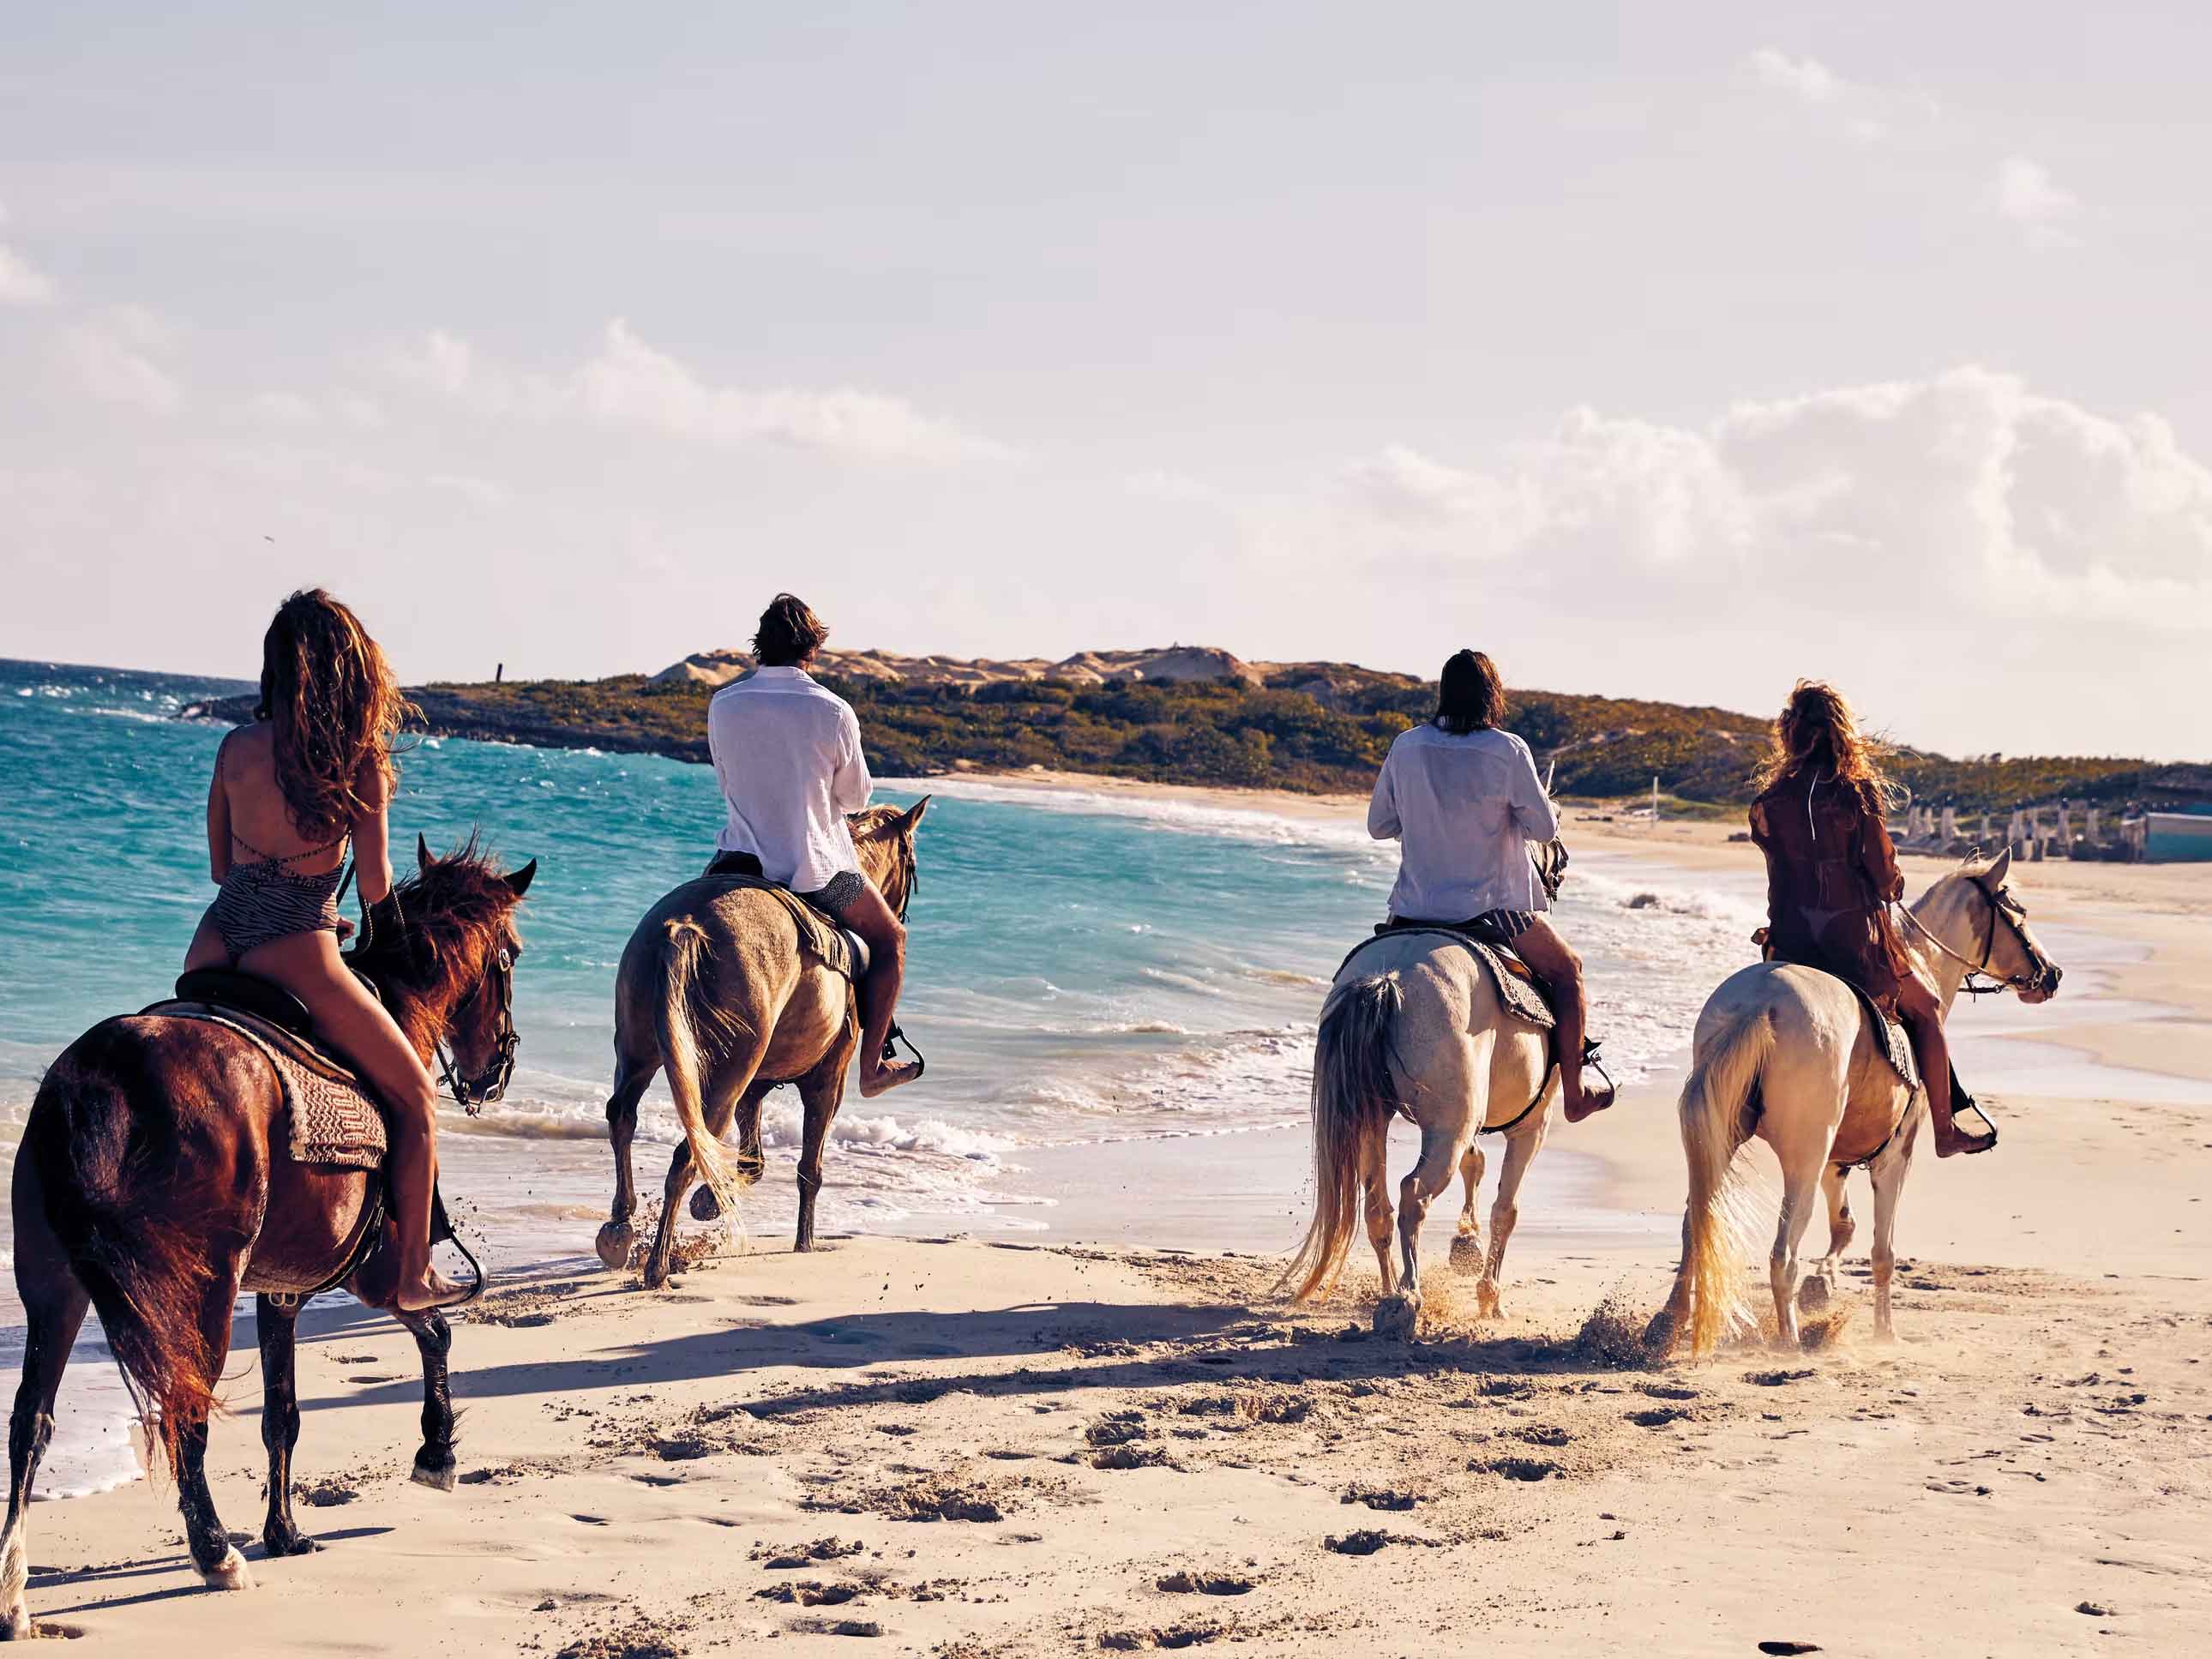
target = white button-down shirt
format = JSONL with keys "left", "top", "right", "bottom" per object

{"left": 1367, "top": 722, "right": 1559, "bottom": 921}
{"left": 707, "top": 666, "right": 873, "bottom": 892}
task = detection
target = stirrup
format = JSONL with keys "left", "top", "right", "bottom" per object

{"left": 1945, "top": 1064, "right": 1999, "bottom": 1154}
{"left": 881, "top": 1022, "right": 926, "bottom": 1082}
{"left": 1578, "top": 1038, "right": 1616, "bottom": 1110}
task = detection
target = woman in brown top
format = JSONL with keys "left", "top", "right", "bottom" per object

{"left": 1747, "top": 681, "right": 1993, "bottom": 1157}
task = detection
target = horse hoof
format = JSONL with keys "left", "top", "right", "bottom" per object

{"left": 263, "top": 1530, "right": 322, "bottom": 1558}
{"left": 688, "top": 1187, "right": 721, "bottom": 1223}
{"left": 200, "top": 1546, "right": 254, "bottom": 1592}
{"left": 0, "top": 1607, "right": 30, "bottom": 1643}
{"left": 594, "top": 1223, "right": 634, "bottom": 1271}
{"left": 1476, "top": 1289, "right": 1503, "bottom": 1320}
{"left": 1797, "top": 1276, "right": 1831, "bottom": 1313}
{"left": 1639, "top": 1310, "right": 1679, "bottom": 1354}
{"left": 412, "top": 1460, "right": 458, "bottom": 1493}
{"left": 1373, "top": 1293, "right": 1419, "bottom": 1340}
{"left": 1448, "top": 1235, "right": 1483, "bottom": 1275}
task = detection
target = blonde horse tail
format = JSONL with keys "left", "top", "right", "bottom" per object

{"left": 1681, "top": 1010, "right": 1771, "bottom": 1356}
{"left": 654, "top": 917, "right": 751, "bottom": 1232}
{"left": 1281, "top": 973, "right": 1403, "bottom": 1303}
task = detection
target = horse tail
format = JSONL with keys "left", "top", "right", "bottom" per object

{"left": 1680, "top": 1009, "right": 1772, "bottom": 1357}
{"left": 1281, "top": 972, "right": 1403, "bottom": 1303}
{"left": 653, "top": 917, "right": 753, "bottom": 1232}
{"left": 27, "top": 1080, "right": 221, "bottom": 1482}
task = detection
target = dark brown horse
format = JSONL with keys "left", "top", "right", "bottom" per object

{"left": 595, "top": 802, "right": 925, "bottom": 1284}
{"left": 1, "top": 839, "right": 534, "bottom": 1636}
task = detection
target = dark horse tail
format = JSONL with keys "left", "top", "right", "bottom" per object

{"left": 28, "top": 1040, "right": 224, "bottom": 1479}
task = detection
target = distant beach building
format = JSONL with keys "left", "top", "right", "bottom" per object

{"left": 2140, "top": 810, "right": 2212, "bottom": 863}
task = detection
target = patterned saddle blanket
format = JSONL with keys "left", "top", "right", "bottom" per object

{"left": 1337, "top": 928, "right": 1557, "bottom": 1031}
{"left": 141, "top": 1000, "right": 389, "bottom": 1171}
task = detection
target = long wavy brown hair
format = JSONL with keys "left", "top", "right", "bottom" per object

{"left": 254, "top": 589, "right": 418, "bottom": 837}
{"left": 1755, "top": 679, "right": 1905, "bottom": 811}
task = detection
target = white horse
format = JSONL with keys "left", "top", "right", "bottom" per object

{"left": 1647, "top": 850, "right": 2061, "bottom": 1355}
{"left": 1283, "top": 931, "right": 1572, "bottom": 1337}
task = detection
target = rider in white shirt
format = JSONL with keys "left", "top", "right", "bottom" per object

{"left": 705, "top": 594, "right": 918, "bottom": 1097}
{"left": 1367, "top": 650, "right": 1613, "bottom": 1120}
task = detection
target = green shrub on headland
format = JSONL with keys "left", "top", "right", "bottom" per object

{"left": 184, "top": 668, "right": 2208, "bottom": 814}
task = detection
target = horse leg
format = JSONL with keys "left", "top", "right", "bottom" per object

{"left": 1361, "top": 1116, "right": 1396, "bottom": 1299}
{"left": 692, "top": 1078, "right": 775, "bottom": 1222}
{"left": 1767, "top": 1149, "right": 1824, "bottom": 1351}
{"left": 1800, "top": 1165, "right": 1854, "bottom": 1313}
{"left": 1644, "top": 1209, "right": 1697, "bottom": 1352}
{"left": 646, "top": 1061, "right": 757, "bottom": 1285}
{"left": 255, "top": 1295, "right": 319, "bottom": 1557}
{"left": 596, "top": 1050, "right": 658, "bottom": 1271}
{"left": 177, "top": 1265, "right": 252, "bottom": 1591}
{"left": 1, "top": 1240, "right": 90, "bottom": 1639}
{"left": 793, "top": 1057, "right": 848, "bottom": 1253}
{"left": 1449, "top": 1141, "right": 1486, "bottom": 1275}
{"left": 1376, "top": 1118, "right": 1474, "bottom": 1341}
{"left": 1868, "top": 1145, "right": 1911, "bottom": 1340}
{"left": 394, "top": 1308, "right": 458, "bottom": 1489}
{"left": 1475, "top": 1118, "right": 1545, "bottom": 1319}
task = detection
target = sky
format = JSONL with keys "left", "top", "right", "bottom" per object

{"left": 3, "top": 2, "right": 2209, "bottom": 760}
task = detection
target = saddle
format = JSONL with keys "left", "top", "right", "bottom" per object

{"left": 1341, "top": 926, "right": 1557, "bottom": 1031}
{"left": 695, "top": 872, "right": 872, "bottom": 980}
{"left": 1845, "top": 980, "right": 1920, "bottom": 1092}
{"left": 148, "top": 971, "right": 388, "bottom": 1170}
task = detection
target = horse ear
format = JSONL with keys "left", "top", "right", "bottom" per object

{"left": 503, "top": 858, "right": 538, "bottom": 898}
{"left": 894, "top": 796, "right": 931, "bottom": 833}
{"left": 1981, "top": 844, "right": 2013, "bottom": 886}
{"left": 418, "top": 833, "right": 434, "bottom": 872}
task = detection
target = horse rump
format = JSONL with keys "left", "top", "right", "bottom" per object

{"left": 1280, "top": 972, "right": 1404, "bottom": 1303}
{"left": 22, "top": 1054, "right": 225, "bottom": 1480}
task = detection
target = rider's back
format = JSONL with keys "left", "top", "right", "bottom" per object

{"left": 707, "top": 667, "right": 870, "bottom": 892}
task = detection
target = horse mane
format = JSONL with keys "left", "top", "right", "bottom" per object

{"left": 848, "top": 805, "right": 920, "bottom": 914}
{"left": 352, "top": 833, "right": 520, "bottom": 1009}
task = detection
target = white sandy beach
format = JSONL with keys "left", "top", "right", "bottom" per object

{"left": 11, "top": 783, "right": 2211, "bottom": 1655}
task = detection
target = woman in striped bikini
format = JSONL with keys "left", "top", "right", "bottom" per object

{"left": 183, "top": 589, "right": 467, "bottom": 1309}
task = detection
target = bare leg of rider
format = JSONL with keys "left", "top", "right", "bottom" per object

{"left": 1897, "top": 970, "right": 1988, "bottom": 1157}
{"left": 1508, "top": 916, "right": 1612, "bottom": 1121}
{"left": 239, "top": 931, "right": 465, "bottom": 1309}
{"left": 839, "top": 879, "right": 919, "bottom": 1098}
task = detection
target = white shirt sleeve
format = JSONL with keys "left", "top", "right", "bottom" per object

{"left": 833, "top": 707, "right": 874, "bottom": 814}
{"left": 1507, "top": 736, "right": 1560, "bottom": 841}
{"left": 1367, "top": 743, "right": 1402, "bottom": 841}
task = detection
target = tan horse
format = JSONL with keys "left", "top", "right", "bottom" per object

{"left": 1283, "top": 931, "right": 1565, "bottom": 1337}
{"left": 1647, "top": 851, "right": 2062, "bottom": 1356}
{"left": 595, "top": 801, "right": 927, "bottom": 1283}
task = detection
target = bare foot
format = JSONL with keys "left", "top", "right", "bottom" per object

{"left": 1562, "top": 1082, "right": 1616, "bottom": 1123}
{"left": 857, "top": 1060, "right": 923, "bottom": 1100}
{"left": 396, "top": 1269, "right": 471, "bottom": 1312}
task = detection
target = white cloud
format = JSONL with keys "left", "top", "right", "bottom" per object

{"left": 1745, "top": 46, "right": 1889, "bottom": 141}
{"left": 1748, "top": 48, "right": 1844, "bottom": 105}
{"left": 1990, "top": 155, "right": 2079, "bottom": 246}
{"left": 0, "top": 244, "right": 57, "bottom": 304}
{"left": 1321, "top": 368, "right": 2212, "bottom": 630}
{"left": 55, "top": 308, "right": 183, "bottom": 414}
{"left": 388, "top": 319, "right": 1015, "bottom": 464}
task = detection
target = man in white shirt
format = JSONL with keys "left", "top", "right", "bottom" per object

{"left": 705, "top": 594, "right": 918, "bottom": 1097}
{"left": 1367, "top": 650, "right": 1612, "bottom": 1120}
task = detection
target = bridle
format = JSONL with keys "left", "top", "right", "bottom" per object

{"left": 436, "top": 945, "right": 519, "bottom": 1115}
{"left": 1896, "top": 875, "right": 2045, "bottom": 999}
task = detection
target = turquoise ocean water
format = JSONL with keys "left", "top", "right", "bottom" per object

{"left": 1, "top": 656, "right": 1784, "bottom": 1494}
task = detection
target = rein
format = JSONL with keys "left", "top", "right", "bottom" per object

{"left": 436, "top": 946, "right": 518, "bottom": 1115}
{"left": 1895, "top": 875, "right": 2039, "bottom": 999}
